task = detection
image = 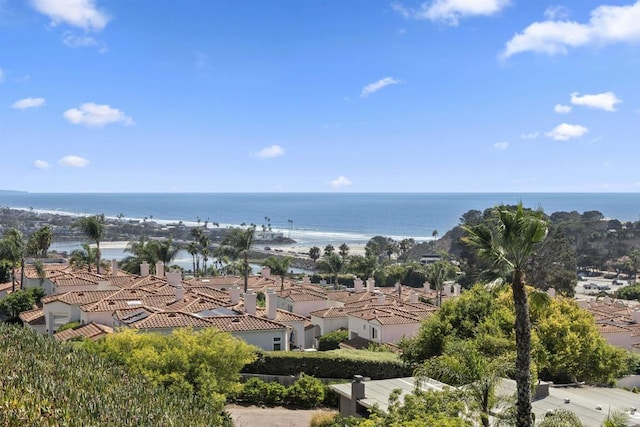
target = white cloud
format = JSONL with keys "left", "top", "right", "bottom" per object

{"left": 32, "top": 0, "right": 110, "bottom": 31}
{"left": 392, "top": 0, "right": 510, "bottom": 25}
{"left": 11, "top": 97, "right": 46, "bottom": 110}
{"left": 58, "top": 155, "right": 89, "bottom": 167}
{"left": 493, "top": 141, "right": 509, "bottom": 150}
{"left": 503, "top": 1, "right": 640, "bottom": 58}
{"left": 63, "top": 103, "right": 134, "bottom": 127}
{"left": 544, "top": 5, "right": 570, "bottom": 21}
{"left": 330, "top": 176, "right": 352, "bottom": 188}
{"left": 34, "top": 160, "right": 50, "bottom": 169}
{"left": 254, "top": 145, "right": 285, "bottom": 159}
{"left": 62, "top": 32, "right": 96, "bottom": 47}
{"left": 520, "top": 132, "right": 539, "bottom": 139}
{"left": 0, "top": 68, "right": 4, "bottom": 82}
{"left": 554, "top": 104, "right": 572, "bottom": 114}
{"left": 361, "top": 77, "right": 401, "bottom": 97}
{"left": 546, "top": 123, "right": 589, "bottom": 141}
{"left": 570, "top": 91, "right": 621, "bottom": 112}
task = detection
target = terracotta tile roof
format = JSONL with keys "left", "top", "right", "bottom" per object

{"left": 597, "top": 323, "right": 633, "bottom": 334}
{"left": 253, "top": 306, "right": 308, "bottom": 323}
{"left": 310, "top": 307, "right": 351, "bottom": 319}
{"left": 188, "top": 286, "right": 232, "bottom": 302}
{"left": 339, "top": 335, "right": 373, "bottom": 350}
{"left": 19, "top": 308, "right": 45, "bottom": 325}
{"left": 204, "top": 314, "right": 286, "bottom": 332}
{"left": 42, "top": 290, "right": 117, "bottom": 306}
{"left": 53, "top": 275, "right": 100, "bottom": 287}
{"left": 347, "top": 306, "right": 422, "bottom": 325}
{"left": 128, "top": 312, "right": 214, "bottom": 329}
{"left": 186, "top": 276, "right": 242, "bottom": 287}
{"left": 54, "top": 322, "right": 113, "bottom": 341}
{"left": 0, "top": 281, "right": 15, "bottom": 293}
{"left": 113, "top": 307, "right": 159, "bottom": 324}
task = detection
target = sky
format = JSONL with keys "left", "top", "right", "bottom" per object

{"left": 1, "top": 0, "right": 639, "bottom": 193}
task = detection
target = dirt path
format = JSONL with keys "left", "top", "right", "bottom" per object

{"left": 226, "top": 404, "right": 334, "bottom": 427}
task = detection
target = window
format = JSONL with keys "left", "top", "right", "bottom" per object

{"left": 273, "top": 343, "right": 281, "bottom": 351}
{"left": 274, "top": 337, "right": 281, "bottom": 342}
{"left": 371, "top": 327, "right": 378, "bottom": 340}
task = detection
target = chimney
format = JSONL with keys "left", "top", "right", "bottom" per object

{"left": 97, "top": 280, "right": 110, "bottom": 290}
{"left": 376, "top": 290, "right": 386, "bottom": 305}
{"left": 302, "top": 275, "right": 311, "bottom": 285}
{"left": 229, "top": 286, "right": 240, "bottom": 304}
{"left": 166, "top": 271, "right": 182, "bottom": 286}
{"left": 394, "top": 282, "right": 400, "bottom": 292}
{"left": 547, "top": 288, "right": 556, "bottom": 298}
{"left": 175, "top": 283, "right": 184, "bottom": 301}
{"left": 350, "top": 375, "right": 365, "bottom": 416}
{"left": 443, "top": 281, "right": 452, "bottom": 296}
{"left": 266, "top": 289, "right": 277, "bottom": 320}
{"left": 366, "top": 278, "right": 375, "bottom": 292}
{"left": 155, "top": 261, "right": 165, "bottom": 277}
{"left": 140, "top": 261, "right": 150, "bottom": 277}
{"left": 423, "top": 281, "right": 431, "bottom": 294}
{"left": 453, "top": 284, "right": 461, "bottom": 296}
{"left": 534, "top": 381, "right": 550, "bottom": 400}
{"left": 244, "top": 290, "right": 256, "bottom": 315}
{"left": 261, "top": 267, "right": 271, "bottom": 279}
{"left": 632, "top": 310, "right": 640, "bottom": 323}
{"left": 111, "top": 259, "right": 118, "bottom": 276}
{"left": 410, "top": 290, "right": 419, "bottom": 303}
{"left": 354, "top": 278, "right": 364, "bottom": 292}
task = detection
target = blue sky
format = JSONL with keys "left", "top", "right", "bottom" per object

{"left": 1, "top": 0, "right": 639, "bottom": 193}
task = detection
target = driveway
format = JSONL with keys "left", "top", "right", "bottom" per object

{"left": 226, "top": 404, "right": 334, "bottom": 427}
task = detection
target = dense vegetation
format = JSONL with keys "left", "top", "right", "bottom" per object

{"left": 0, "top": 324, "right": 232, "bottom": 426}
{"left": 400, "top": 284, "right": 631, "bottom": 384}
{"left": 82, "top": 328, "right": 256, "bottom": 409}
{"left": 243, "top": 349, "right": 411, "bottom": 380}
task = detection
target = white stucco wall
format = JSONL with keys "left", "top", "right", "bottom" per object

{"left": 376, "top": 321, "right": 421, "bottom": 344}
{"left": 233, "top": 329, "right": 289, "bottom": 351}
{"left": 81, "top": 310, "right": 115, "bottom": 327}
{"left": 43, "top": 300, "right": 79, "bottom": 334}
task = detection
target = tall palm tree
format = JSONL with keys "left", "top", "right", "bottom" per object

{"left": 73, "top": 215, "right": 106, "bottom": 274}
{"left": 308, "top": 246, "right": 321, "bottom": 262}
{"left": 317, "top": 253, "right": 343, "bottom": 288}
{"left": 462, "top": 203, "right": 548, "bottom": 427}
{"left": 338, "top": 243, "right": 350, "bottom": 262}
{"left": 424, "top": 260, "right": 457, "bottom": 307}
{"left": 418, "top": 340, "right": 514, "bottom": 427}
{"left": 220, "top": 226, "right": 255, "bottom": 293}
{"left": 152, "top": 238, "right": 180, "bottom": 267}
{"left": 262, "top": 256, "right": 292, "bottom": 291}
{"left": 70, "top": 243, "right": 101, "bottom": 272}
{"left": 0, "top": 228, "right": 26, "bottom": 292}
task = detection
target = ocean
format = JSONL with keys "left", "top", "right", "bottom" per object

{"left": 1, "top": 192, "right": 639, "bottom": 247}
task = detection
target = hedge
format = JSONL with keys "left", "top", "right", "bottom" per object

{"left": 243, "top": 350, "right": 412, "bottom": 380}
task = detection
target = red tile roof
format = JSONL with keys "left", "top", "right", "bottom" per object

{"left": 54, "top": 322, "right": 113, "bottom": 341}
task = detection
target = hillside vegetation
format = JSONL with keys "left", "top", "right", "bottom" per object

{"left": 0, "top": 324, "right": 228, "bottom": 426}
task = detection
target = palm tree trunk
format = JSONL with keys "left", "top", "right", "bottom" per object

{"left": 96, "top": 241, "right": 101, "bottom": 274}
{"left": 243, "top": 251, "right": 248, "bottom": 293}
{"left": 20, "top": 258, "right": 25, "bottom": 290}
{"left": 512, "top": 269, "right": 533, "bottom": 427}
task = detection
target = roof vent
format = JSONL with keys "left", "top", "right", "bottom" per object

{"left": 564, "top": 398, "right": 570, "bottom": 404}
{"left": 232, "top": 317, "right": 241, "bottom": 323}
{"left": 168, "top": 313, "right": 177, "bottom": 318}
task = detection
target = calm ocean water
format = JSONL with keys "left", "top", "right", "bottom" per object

{"left": 1, "top": 193, "right": 639, "bottom": 246}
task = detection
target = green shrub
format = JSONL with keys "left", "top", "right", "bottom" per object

{"left": 56, "top": 321, "right": 81, "bottom": 333}
{"left": 0, "top": 324, "right": 225, "bottom": 426}
{"left": 286, "top": 374, "right": 325, "bottom": 408}
{"left": 244, "top": 349, "right": 411, "bottom": 380}
{"left": 266, "top": 381, "right": 287, "bottom": 406}
{"left": 318, "top": 330, "right": 349, "bottom": 351}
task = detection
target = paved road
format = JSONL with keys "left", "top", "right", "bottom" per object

{"left": 227, "top": 404, "right": 334, "bottom": 427}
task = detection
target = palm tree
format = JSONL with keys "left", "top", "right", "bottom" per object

{"left": 262, "top": 256, "right": 292, "bottom": 291}
{"left": 432, "top": 229, "right": 439, "bottom": 251}
{"left": 70, "top": 243, "right": 100, "bottom": 272}
{"left": 186, "top": 241, "right": 199, "bottom": 276}
{"left": 73, "top": 215, "right": 106, "bottom": 274}
{"left": 338, "top": 243, "right": 350, "bottom": 262}
{"left": 462, "top": 203, "right": 548, "bottom": 427}
{"left": 308, "top": 246, "right": 321, "bottom": 262}
{"left": 418, "top": 340, "right": 514, "bottom": 427}
{"left": 220, "top": 226, "right": 255, "bottom": 293}
{"left": 324, "top": 244, "right": 335, "bottom": 257}
{"left": 317, "top": 253, "right": 343, "bottom": 288}
{"left": 424, "top": 260, "right": 456, "bottom": 307}
{"left": 0, "top": 228, "right": 26, "bottom": 292}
